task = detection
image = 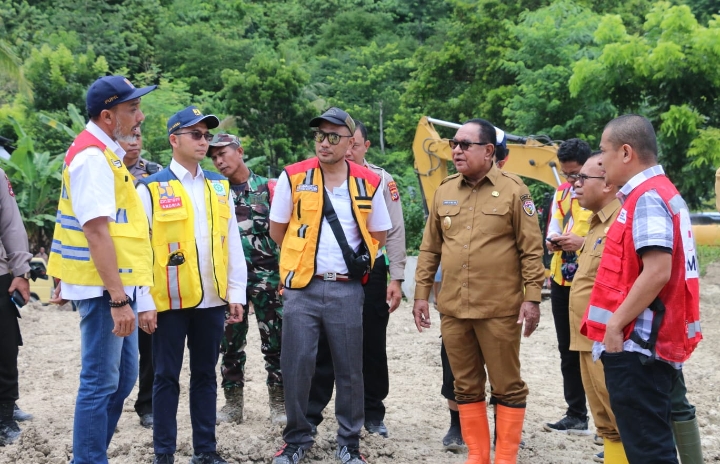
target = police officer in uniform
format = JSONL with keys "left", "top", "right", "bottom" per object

{"left": 306, "top": 119, "right": 405, "bottom": 437}
{"left": 413, "top": 118, "right": 545, "bottom": 464}
{"left": 0, "top": 168, "right": 32, "bottom": 446}
{"left": 119, "top": 129, "right": 161, "bottom": 429}
{"left": 208, "top": 133, "right": 286, "bottom": 425}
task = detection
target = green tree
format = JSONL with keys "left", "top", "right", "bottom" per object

{"left": 502, "top": 0, "right": 611, "bottom": 143}
{"left": 0, "top": 117, "right": 63, "bottom": 248}
{"left": 569, "top": 2, "right": 720, "bottom": 207}
{"left": 219, "top": 48, "right": 317, "bottom": 175}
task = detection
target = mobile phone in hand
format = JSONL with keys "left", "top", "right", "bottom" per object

{"left": 10, "top": 289, "right": 26, "bottom": 308}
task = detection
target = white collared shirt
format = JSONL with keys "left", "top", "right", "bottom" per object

{"left": 61, "top": 121, "right": 138, "bottom": 301}
{"left": 270, "top": 171, "right": 391, "bottom": 275}
{"left": 135, "top": 159, "right": 247, "bottom": 311}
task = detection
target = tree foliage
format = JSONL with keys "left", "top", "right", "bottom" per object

{"left": 1, "top": 0, "right": 719, "bottom": 247}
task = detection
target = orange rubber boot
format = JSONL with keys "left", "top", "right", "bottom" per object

{"left": 457, "top": 402, "right": 491, "bottom": 464}
{"left": 494, "top": 405, "right": 525, "bottom": 464}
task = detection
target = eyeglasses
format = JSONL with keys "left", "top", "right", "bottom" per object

{"left": 563, "top": 173, "right": 580, "bottom": 183}
{"left": 174, "top": 131, "right": 213, "bottom": 141}
{"left": 312, "top": 130, "right": 352, "bottom": 145}
{"left": 448, "top": 139, "right": 490, "bottom": 151}
{"left": 574, "top": 173, "right": 605, "bottom": 186}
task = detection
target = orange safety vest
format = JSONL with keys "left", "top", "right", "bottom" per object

{"left": 581, "top": 175, "right": 701, "bottom": 363}
{"left": 279, "top": 157, "right": 381, "bottom": 289}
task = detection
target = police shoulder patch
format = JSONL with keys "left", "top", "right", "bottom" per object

{"left": 388, "top": 181, "right": 400, "bottom": 201}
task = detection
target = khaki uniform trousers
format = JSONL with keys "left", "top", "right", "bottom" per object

{"left": 579, "top": 351, "right": 621, "bottom": 442}
{"left": 441, "top": 314, "right": 528, "bottom": 405}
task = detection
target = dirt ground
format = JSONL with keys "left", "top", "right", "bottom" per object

{"left": 2, "top": 264, "right": 720, "bottom": 464}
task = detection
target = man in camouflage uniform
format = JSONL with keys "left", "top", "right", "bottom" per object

{"left": 119, "top": 129, "right": 161, "bottom": 430}
{"left": 208, "top": 133, "right": 285, "bottom": 425}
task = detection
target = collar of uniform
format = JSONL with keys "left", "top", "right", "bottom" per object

{"left": 170, "top": 158, "right": 204, "bottom": 182}
{"left": 591, "top": 197, "right": 622, "bottom": 226}
{"left": 85, "top": 120, "right": 126, "bottom": 160}
{"left": 231, "top": 170, "right": 256, "bottom": 194}
{"left": 459, "top": 163, "right": 499, "bottom": 189}
{"left": 617, "top": 165, "right": 665, "bottom": 202}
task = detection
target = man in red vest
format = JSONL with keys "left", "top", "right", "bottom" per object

{"left": 581, "top": 114, "right": 701, "bottom": 464}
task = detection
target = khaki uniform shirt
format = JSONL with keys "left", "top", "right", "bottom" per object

{"left": 365, "top": 161, "right": 406, "bottom": 281}
{"left": 126, "top": 156, "right": 162, "bottom": 184}
{"left": 414, "top": 165, "right": 545, "bottom": 319}
{"left": 568, "top": 198, "right": 621, "bottom": 352}
{"left": 0, "top": 168, "right": 31, "bottom": 277}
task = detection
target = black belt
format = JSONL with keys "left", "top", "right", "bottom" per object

{"left": 315, "top": 273, "right": 352, "bottom": 281}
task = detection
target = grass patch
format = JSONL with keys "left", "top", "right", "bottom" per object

{"left": 697, "top": 245, "right": 720, "bottom": 277}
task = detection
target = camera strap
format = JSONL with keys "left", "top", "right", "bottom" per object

{"left": 322, "top": 187, "right": 359, "bottom": 273}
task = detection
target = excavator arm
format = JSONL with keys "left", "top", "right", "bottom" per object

{"left": 413, "top": 116, "right": 561, "bottom": 215}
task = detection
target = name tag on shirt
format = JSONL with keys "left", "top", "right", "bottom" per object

{"left": 296, "top": 184, "right": 318, "bottom": 192}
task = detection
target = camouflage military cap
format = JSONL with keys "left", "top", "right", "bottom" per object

{"left": 209, "top": 133, "right": 242, "bottom": 149}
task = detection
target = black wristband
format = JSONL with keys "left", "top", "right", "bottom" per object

{"left": 109, "top": 295, "right": 131, "bottom": 308}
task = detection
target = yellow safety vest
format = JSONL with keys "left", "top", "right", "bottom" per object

{"left": 47, "top": 130, "right": 152, "bottom": 286}
{"left": 140, "top": 170, "right": 231, "bottom": 311}
{"left": 280, "top": 157, "right": 381, "bottom": 289}
{"left": 549, "top": 183, "right": 591, "bottom": 286}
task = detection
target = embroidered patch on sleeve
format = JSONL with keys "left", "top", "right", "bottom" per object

{"left": 520, "top": 194, "right": 536, "bottom": 216}
{"left": 388, "top": 181, "right": 400, "bottom": 201}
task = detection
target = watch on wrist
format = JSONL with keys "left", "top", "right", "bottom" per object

{"left": 21, "top": 272, "right": 31, "bottom": 280}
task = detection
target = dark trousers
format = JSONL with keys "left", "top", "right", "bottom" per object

{"left": 0, "top": 273, "right": 21, "bottom": 404}
{"left": 307, "top": 259, "right": 390, "bottom": 425}
{"left": 670, "top": 369, "right": 695, "bottom": 422}
{"left": 134, "top": 329, "right": 153, "bottom": 416}
{"left": 440, "top": 340, "right": 455, "bottom": 401}
{"left": 152, "top": 306, "right": 225, "bottom": 455}
{"left": 602, "top": 351, "right": 678, "bottom": 464}
{"left": 550, "top": 281, "right": 587, "bottom": 419}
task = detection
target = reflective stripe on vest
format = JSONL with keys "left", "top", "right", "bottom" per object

{"left": 46, "top": 130, "right": 153, "bottom": 286}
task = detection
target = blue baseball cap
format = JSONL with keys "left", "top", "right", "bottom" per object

{"left": 86, "top": 75, "right": 157, "bottom": 117}
{"left": 167, "top": 106, "right": 220, "bottom": 135}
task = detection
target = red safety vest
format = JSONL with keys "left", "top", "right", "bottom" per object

{"left": 581, "top": 174, "right": 701, "bottom": 363}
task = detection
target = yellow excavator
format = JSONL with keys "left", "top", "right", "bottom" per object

{"left": 411, "top": 116, "right": 720, "bottom": 247}
{"left": 413, "top": 116, "right": 561, "bottom": 218}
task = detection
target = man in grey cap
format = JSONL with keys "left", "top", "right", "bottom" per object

{"left": 0, "top": 168, "right": 32, "bottom": 446}
{"left": 269, "top": 107, "right": 391, "bottom": 464}
{"left": 135, "top": 106, "right": 247, "bottom": 464}
{"left": 208, "top": 133, "right": 286, "bottom": 426}
{"left": 47, "top": 74, "right": 156, "bottom": 464}
{"left": 307, "top": 118, "right": 406, "bottom": 438}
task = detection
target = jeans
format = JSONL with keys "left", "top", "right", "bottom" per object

{"left": 72, "top": 293, "right": 138, "bottom": 464}
{"left": 602, "top": 351, "right": 678, "bottom": 464}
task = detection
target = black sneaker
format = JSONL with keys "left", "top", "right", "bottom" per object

{"left": 273, "top": 443, "right": 307, "bottom": 464}
{"left": 152, "top": 454, "right": 174, "bottom": 464}
{"left": 139, "top": 413, "right": 153, "bottom": 429}
{"left": 543, "top": 415, "right": 592, "bottom": 435}
{"left": 310, "top": 423, "right": 318, "bottom": 437}
{"left": 191, "top": 451, "right": 227, "bottom": 464}
{"left": 364, "top": 421, "right": 388, "bottom": 438}
{"left": 336, "top": 445, "right": 367, "bottom": 463}
{"left": 442, "top": 424, "right": 465, "bottom": 451}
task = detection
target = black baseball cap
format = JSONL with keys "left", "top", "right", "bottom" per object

{"left": 86, "top": 75, "right": 157, "bottom": 118}
{"left": 167, "top": 106, "right": 220, "bottom": 135}
{"left": 309, "top": 107, "right": 355, "bottom": 134}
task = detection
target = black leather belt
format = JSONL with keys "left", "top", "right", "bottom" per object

{"left": 315, "top": 272, "right": 351, "bottom": 281}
